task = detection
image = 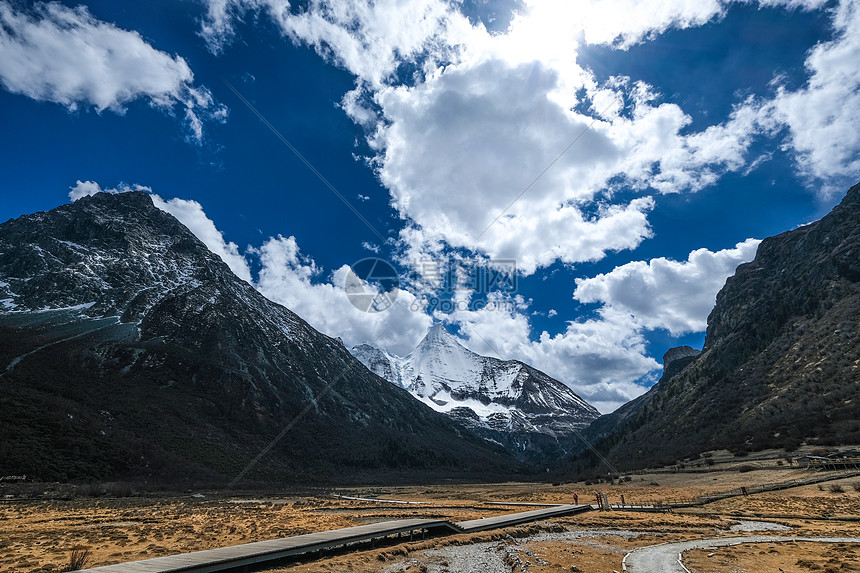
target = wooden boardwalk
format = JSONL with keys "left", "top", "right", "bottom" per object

{"left": 455, "top": 503, "right": 590, "bottom": 532}
{"left": 81, "top": 519, "right": 458, "bottom": 573}
{"left": 79, "top": 469, "right": 860, "bottom": 572}
{"left": 80, "top": 504, "right": 592, "bottom": 573}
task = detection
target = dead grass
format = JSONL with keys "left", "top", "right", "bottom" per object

{"left": 685, "top": 541, "right": 860, "bottom": 572}
{"left": 61, "top": 547, "right": 89, "bottom": 572}
{"left": 2, "top": 467, "right": 859, "bottom": 572}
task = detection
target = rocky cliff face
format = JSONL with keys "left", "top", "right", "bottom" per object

{"left": 576, "top": 345, "right": 700, "bottom": 456}
{"left": 573, "top": 182, "right": 860, "bottom": 472}
{"left": 352, "top": 325, "right": 600, "bottom": 464}
{"left": 0, "top": 192, "right": 519, "bottom": 483}
{"left": 662, "top": 346, "right": 701, "bottom": 367}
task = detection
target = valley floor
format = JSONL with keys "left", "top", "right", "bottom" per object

{"left": 3, "top": 463, "right": 860, "bottom": 573}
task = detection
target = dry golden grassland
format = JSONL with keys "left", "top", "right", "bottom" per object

{"left": 684, "top": 541, "right": 860, "bottom": 573}
{"left": 2, "top": 465, "right": 859, "bottom": 572}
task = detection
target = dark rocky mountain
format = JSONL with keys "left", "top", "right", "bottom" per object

{"left": 352, "top": 325, "right": 600, "bottom": 464}
{"left": 573, "top": 181, "right": 860, "bottom": 472}
{"left": 578, "top": 346, "right": 700, "bottom": 450}
{"left": 0, "top": 192, "right": 521, "bottom": 484}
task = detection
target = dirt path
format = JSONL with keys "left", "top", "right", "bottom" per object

{"left": 624, "top": 536, "right": 860, "bottom": 572}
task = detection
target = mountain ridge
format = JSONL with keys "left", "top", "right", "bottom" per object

{"left": 0, "top": 191, "right": 522, "bottom": 484}
{"left": 572, "top": 181, "right": 860, "bottom": 472}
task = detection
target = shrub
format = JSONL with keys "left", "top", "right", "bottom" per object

{"left": 63, "top": 547, "right": 90, "bottom": 572}
{"left": 830, "top": 484, "right": 845, "bottom": 493}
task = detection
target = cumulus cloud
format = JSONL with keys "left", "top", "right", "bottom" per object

{"left": 524, "top": 313, "right": 662, "bottom": 414}
{"left": 254, "top": 235, "right": 432, "bottom": 354}
{"left": 150, "top": 195, "right": 253, "bottom": 283}
{"left": 0, "top": 1, "right": 226, "bottom": 143}
{"left": 570, "top": 0, "right": 726, "bottom": 47}
{"left": 68, "top": 180, "right": 152, "bottom": 201}
{"left": 198, "top": 0, "right": 855, "bottom": 273}
{"left": 370, "top": 57, "right": 659, "bottom": 273}
{"left": 767, "top": 0, "right": 860, "bottom": 191}
{"left": 437, "top": 290, "right": 660, "bottom": 413}
{"left": 69, "top": 180, "right": 107, "bottom": 201}
{"left": 574, "top": 239, "right": 761, "bottom": 335}
{"left": 188, "top": 0, "right": 858, "bottom": 410}
{"left": 370, "top": 51, "right": 765, "bottom": 272}
{"left": 200, "top": 0, "right": 465, "bottom": 87}
{"left": 427, "top": 239, "right": 763, "bottom": 411}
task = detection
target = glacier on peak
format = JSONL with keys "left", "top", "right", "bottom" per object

{"left": 352, "top": 324, "right": 600, "bottom": 463}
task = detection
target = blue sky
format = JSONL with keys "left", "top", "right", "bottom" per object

{"left": 1, "top": 0, "right": 858, "bottom": 412}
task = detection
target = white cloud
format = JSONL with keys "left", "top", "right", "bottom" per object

{"left": 254, "top": 235, "right": 432, "bottom": 354}
{"left": 150, "top": 195, "right": 252, "bottom": 283}
{"left": 528, "top": 0, "right": 829, "bottom": 50}
{"left": 276, "top": 0, "right": 459, "bottom": 88}
{"left": 198, "top": 0, "right": 282, "bottom": 54}
{"left": 525, "top": 312, "right": 661, "bottom": 414}
{"left": 0, "top": 1, "right": 226, "bottom": 143}
{"left": 370, "top": 56, "right": 664, "bottom": 273}
{"left": 196, "top": 0, "right": 857, "bottom": 274}
{"left": 572, "top": 0, "right": 725, "bottom": 47}
{"left": 371, "top": 51, "right": 765, "bottom": 272}
{"left": 198, "top": 0, "right": 856, "bottom": 275}
{"left": 574, "top": 238, "right": 761, "bottom": 335}
{"left": 68, "top": 180, "right": 152, "bottom": 201}
{"left": 425, "top": 239, "right": 762, "bottom": 411}
{"left": 69, "top": 180, "right": 106, "bottom": 201}
{"left": 438, "top": 291, "right": 660, "bottom": 413}
{"left": 189, "top": 0, "right": 856, "bottom": 412}
{"left": 767, "top": 0, "right": 860, "bottom": 191}
{"left": 200, "top": 0, "right": 467, "bottom": 87}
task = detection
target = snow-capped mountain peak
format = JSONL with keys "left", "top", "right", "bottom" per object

{"left": 352, "top": 325, "right": 600, "bottom": 463}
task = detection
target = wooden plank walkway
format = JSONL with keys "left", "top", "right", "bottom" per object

{"left": 455, "top": 504, "right": 591, "bottom": 532}
{"left": 79, "top": 504, "right": 594, "bottom": 572}
{"left": 81, "top": 519, "right": 458, "bottom": 573}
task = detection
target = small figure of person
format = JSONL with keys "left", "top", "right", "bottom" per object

{"left": 621, "top": 494, "right": 626, "bottom": 506}
{"left": 573, "top": 491, "right": 579, "bottom": 504}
